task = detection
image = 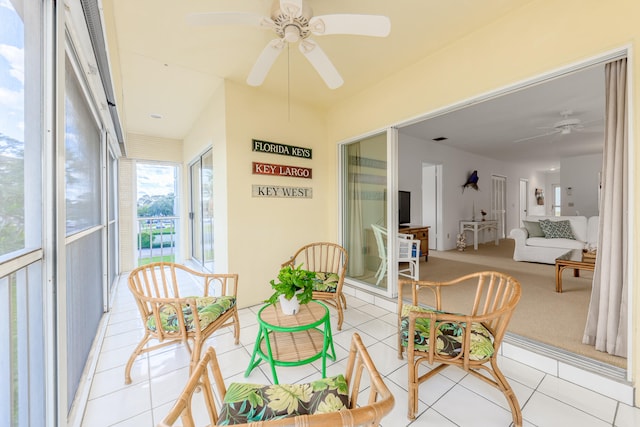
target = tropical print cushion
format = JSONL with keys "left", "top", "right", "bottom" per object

{"left": 217, "top": 375, "right": 348, "bottom": 425}
{"left": 146, "top": 295, "right": 235, "bottom": 333}
{"left": 539, "top": 219, "right": 576, "bottom": 240}
{"left": 312, "top": 272, "right": 340, "bottom": 293}
{"left": 400, "top": 304, "right": 495, "bottom": 361}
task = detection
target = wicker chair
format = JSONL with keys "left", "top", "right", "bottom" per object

{"left": 125, "top": 262, "right": 240, "bottom": 384}
{"left": 281, "top": 242, "right": 348, "bottom": 330}
{"left": 158, "top": 333, "right": 394, "bottom": 427}
{"left": 398, "top": 271, "right": 522, "bottom": 426}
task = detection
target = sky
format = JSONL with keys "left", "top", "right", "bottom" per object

{"left": 136, "top": 163, "right": 177, "bottom": 199}
{"left": 0, "top": 0, "right": 25, "bottom": 142}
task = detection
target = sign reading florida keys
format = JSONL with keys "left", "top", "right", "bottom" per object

{"left": 252, "top": 139, "right": 312, "bottom": 159}
{"left": 253, "top": 162, "right": 312, "bottom": 179}
{"left": 252, "top": 185, "right": 312, "bottom": 199}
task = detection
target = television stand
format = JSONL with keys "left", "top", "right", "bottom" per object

{"left": 398, "top": 226, "right": 429, "bottom": 261}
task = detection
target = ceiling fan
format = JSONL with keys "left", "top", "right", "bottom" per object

{"left": 514, "top": 110, "right": 602, "bottom": 143}
{"left": 186, "top": 0, "right": 391, "bottom": 89}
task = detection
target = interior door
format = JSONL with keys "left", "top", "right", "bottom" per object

{"left": 422, "top": 163, "right": 440, "bottom": 249}
{"left": 519, "top": 179, "right": 528, "bottom": 225}
{"left": 491, "top": 175, "right": 507, "bottom": 238}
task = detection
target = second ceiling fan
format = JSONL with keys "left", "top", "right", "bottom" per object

{"left": 187, "top": 0, "right": 391, "bottom": 89}
{"left": 514, "top": 110, "right": 603, "bottom": 143}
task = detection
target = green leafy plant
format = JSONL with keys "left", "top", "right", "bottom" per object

{"left": 266, "top": 264, "right": 316, "bottom": 305}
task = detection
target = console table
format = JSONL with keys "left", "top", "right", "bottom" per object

{"left": 398, "top": 225, "right": 429, "bottom": 261}
{"left": 459, "top": 220, "right": 499, "bottom": 250}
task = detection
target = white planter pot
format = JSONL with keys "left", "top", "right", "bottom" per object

{"left": 278, "top": 291, "right": 302, "bottom": 315}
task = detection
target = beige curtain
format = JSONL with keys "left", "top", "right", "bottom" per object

{"left": 347, "top": 143, "right": 365, "bottom": 275}
{"left": 583, "top": 58, "right": 628, "bottom": 357}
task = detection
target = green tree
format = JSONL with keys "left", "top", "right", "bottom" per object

{"left": 0, "top": 134, "right": 25, "bottom": 255}
{"left": 137, "top": 193, "right": 175, "bottom": 217}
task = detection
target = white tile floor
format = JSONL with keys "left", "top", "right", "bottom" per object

{"left": 77, "top": 275, "right": 640, "bottom": 427}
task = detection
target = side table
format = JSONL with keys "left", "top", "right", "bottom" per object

{"left": 459, "top": 220, "right": 499, "bottom": 250}
{"left": 555, "top": 249, "right": 596, "bottom": 293}
{"left": 245, "top": 300, "right": 336, "bottom": 384}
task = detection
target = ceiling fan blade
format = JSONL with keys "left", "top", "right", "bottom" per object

{"left": 246, "top": 39, "right": 285, "bottom": 86}
{"left": 309, "top": 14, "right": 391, "bottom": 37}
{"left": 514, "top": 130, "right": 560, "bottom": 143}
{"left": 280, "top": 0, "right": 303, "bottom": 18}
{"left": 576, "top": 127, "right": 604, "bottom": 133}
{"left": 186, "top": 12, "right": 269, "bottom": 27}
{"left": 299, "top": 39, "right": 344, "bottom": 89}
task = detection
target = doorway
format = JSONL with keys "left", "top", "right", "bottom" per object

{"left": 135, "top": 162, "right": 179, "bottom": 266}
{"left": 422, "top": 163, "right": 441, "bottom": 250}
{"left": 388, "top": 52, "right": 629, "bottom": 372}
{"left": 492, "top": 175, "right": 507, "bottom": 238}
{"left": 519, "top": 178, "right": 528, "bottom": 226}
{"left": 189, "top": 149, "right": 214, "bottom": 271}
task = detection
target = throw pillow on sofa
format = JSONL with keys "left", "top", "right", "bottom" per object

{"left": 539, "top": 219, "right": 575, "bottom": 239}
{"left": 522, "top": 220, "right": 545, "bottom": 237}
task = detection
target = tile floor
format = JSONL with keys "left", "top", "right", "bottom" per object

{"left": 77, "top": 275, "right": 640, "bottom": 427}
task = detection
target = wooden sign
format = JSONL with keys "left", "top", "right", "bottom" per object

{"left": 252, "top": 185, "right": 312, "bottom": 198}
{"left": 253, "top": 162, "right": 312, "bottom": 179}
{"left": 252, "top": 139, "right": 312, "bottom": 159}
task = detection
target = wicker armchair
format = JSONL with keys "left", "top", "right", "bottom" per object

{"left": 398, "top": 271, "right": 522, "bottom": 426}
{"left": 281, "top": 242, "right": 348, "bottom": 330}
{"left": 158, "top": 333, "right": 394, "bottom": 427}
{"left": 125, "top": 262, "right": 240, "bottom": 384}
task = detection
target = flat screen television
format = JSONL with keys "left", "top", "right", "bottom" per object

{"left": 399, "top": 190, "right": 411, "bottom": 225}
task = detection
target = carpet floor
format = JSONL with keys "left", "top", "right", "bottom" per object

{"left": 410, "top": 238, "right": 626, "bottom": 369}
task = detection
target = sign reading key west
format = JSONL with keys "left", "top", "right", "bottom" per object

{"left": 252, "top": 139, "right": 312, "bottom": 159}
{"left": 252, "top": 185, "right": 312, "bottom": 199}
{"left": 253, "top": 162, "right": 312, "bottom": 179}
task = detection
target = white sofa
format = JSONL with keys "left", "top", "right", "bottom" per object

{"left": 509, "top": 215, "right": 599, "bottom": 264}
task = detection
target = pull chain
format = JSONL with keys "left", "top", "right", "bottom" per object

{"left": 287, "top": 43, "right": 291, "bottom": 121}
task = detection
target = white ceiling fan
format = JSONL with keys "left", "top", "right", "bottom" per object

{"left": 514, "top": 110, "right": 603, "bottom": 143}
{"left": 186, "top": 0, "right": 391, "bottom": 89}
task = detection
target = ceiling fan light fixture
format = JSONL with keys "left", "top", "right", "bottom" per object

{"left": 283, "top": 25, "right": 301, "bottom": 42}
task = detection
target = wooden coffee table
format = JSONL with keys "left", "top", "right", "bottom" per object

{"left": 245, "top": 300, "right": 336, "bottom": 384}
{"left": 555, "top": 249, "right": 596, "bottom": 293}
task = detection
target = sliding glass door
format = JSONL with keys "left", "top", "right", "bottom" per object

{"left": 341, "top": 130, "right": 397, "bottom": 297}
{"left": 189, "top": 149, "right": 214, "bottom": 271}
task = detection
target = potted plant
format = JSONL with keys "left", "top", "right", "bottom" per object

{"left": 266, "top": 264, "right": 316, "bottom": 315}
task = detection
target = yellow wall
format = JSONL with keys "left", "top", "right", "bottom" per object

{"left": 183, "top": 81, "right": 332, "bottom": 308}
{"left": 183, "top": 82, "right": 228, "bottom": 270}
{"left": 326, "top": 0, "right": 640, "bottom": 402}
{"left": 125, "top": 133, "right": 183, "bottom": 162}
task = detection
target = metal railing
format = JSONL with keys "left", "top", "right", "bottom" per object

{"left": 136, "top": 216, "right": 178, "bottom": 265}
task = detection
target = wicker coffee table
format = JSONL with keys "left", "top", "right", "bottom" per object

{"left": 245, "top": 300, "right": 336, "bottom": 384}
{"left": 555, "top": 249, "right": 596, "bottom": 293}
